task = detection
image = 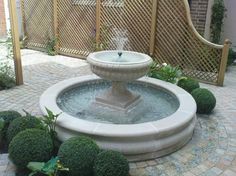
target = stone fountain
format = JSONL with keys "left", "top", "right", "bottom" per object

{"left": 40, "top": 29, "right": 197, "bottom": 161}
{"left": 87, "top": 51, "right": 152, "bottom": 111}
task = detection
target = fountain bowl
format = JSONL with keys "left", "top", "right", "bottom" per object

{"left": 40, "top": 75, "right": 196, "bottom": 161}
{"left": 87, "top": 50, "right": 153, "bottom": 82}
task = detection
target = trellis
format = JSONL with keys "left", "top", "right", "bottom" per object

{"left": 21, "top": 0, "right": 230, "bottom": 86}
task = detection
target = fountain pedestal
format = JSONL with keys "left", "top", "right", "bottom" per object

{"left": 95, "top": 81, "right": 141, "bottom": 111}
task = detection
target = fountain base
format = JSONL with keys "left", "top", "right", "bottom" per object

{"left": 95, "top": 81, "right": 141, "bottom": 111}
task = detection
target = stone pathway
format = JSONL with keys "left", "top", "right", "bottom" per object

{"left": 0, "top": 49, "right": 236, "bottom": 176}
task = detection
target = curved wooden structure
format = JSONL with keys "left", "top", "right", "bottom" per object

{"left": 21, "top": 0, "right": 230, "bottom": 86}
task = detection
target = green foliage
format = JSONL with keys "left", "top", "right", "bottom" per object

{"left": 0, "top": 118, "right": 5, "bottom": 142}
{"left": 94, "top": 150, "right": 129, "bottom": 176}
{"left": 227, "top": 48, "right": 236, "bottom": 66}
{"left": 91, "top": 24, "right": 112, "bottom": 51}
{"left": 0, "top": 32, "right": 16, "bottom": 90}
{"left": 9, "top": 129, "right": 53, "bottom": 168}
{"left": 148, "top": 62, "right": 182, "bottom": 83}
{"left": 0, "top": 68, "right": 15, "bottom": 90}
{"left": 46, "top": 37, "right": 57, "bottom": 56}
{"left": 0, "top": 110, "right": 21, "bottom": 139}
{"left": 58, "top": 136, "right": 100, "bottom": 176}
{"left": 40, "top": 108, "right": 61, "bottom": 148}
{"left": 191, "top": 88, "right": 216, "bottom": 114}
{"left": 20, "top": 36, "right": 27, "bottom": 49}
{"left": 211, "top": 0, "right": 225, "bottom": 43}
{"left": 27, "top": 157, "right": 69, "bottom": 176}
{"left": 6, "top": 115, "right": 44, "bottom": 143}
{"left": 177, "top": 78, "right": 200, "bottom": 93}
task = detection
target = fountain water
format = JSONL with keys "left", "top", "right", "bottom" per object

{"left": 40, "top": 28, "right": 197, "bottom": 161}
{"left": 112, "top": 28, "right": 128, "bottom": 57}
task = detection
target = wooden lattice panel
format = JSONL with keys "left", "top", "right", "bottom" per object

{"left": 22, "top": 0, "right": 54, "bottom": 49}
{"left": 153, "top": 0, "right": 222, "bottom": 84}
{"left": 21, "top": 0, "right": 227, "bottom": 85}
{"left": 57, "top": 0, "right": 96, "bottom": 57}
{"left": 100, "top": 0, "right": 152, "bottom": 53}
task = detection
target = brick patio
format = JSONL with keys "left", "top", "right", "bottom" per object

{"left": 0, "top": 49, "right": 236, "bottom": 176}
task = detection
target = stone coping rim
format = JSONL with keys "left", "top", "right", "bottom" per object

{"left": 87, "top": 50, "right": 153, "bottom": 67}
{"left": 40, "top": 75, "right": 196, "bottom": 138}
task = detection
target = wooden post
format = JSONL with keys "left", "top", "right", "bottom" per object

{"left": 149, "top": 0, "right": 158, "bottom": 56}
{"left": 53, "top": 0, "right": 59, "bottom": 52}
{"left": 9, "top": 0, "right": 23, "bottom": 85}
{"left": 217, "top": 39, "right": 231, "bottom": 86}
{"left": 96, "top": 0, "right": 101, "bottom": 45}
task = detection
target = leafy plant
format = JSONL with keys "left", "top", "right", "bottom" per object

{"left": 40, "top": 108, "right": 61, "bottom": 148}
{"left": 27, "top": 157, "right": 69, "bottom": 176}
{"left": 148, "top": 62, "right": 182, "bottom": 83}
{"left": 210, "top": 0, "right": 225, "bottom": 44}
{"left": 91, "top": 24, "right": 112, "bottom": 51}
{"left": 0, "top": 32, "right": 16, "bottom": 90}
{"left": 46, "top": 37, "right": 58, "bottom": 56}
{"left": 20, "top": 36, "right": 28, "bottom": 49}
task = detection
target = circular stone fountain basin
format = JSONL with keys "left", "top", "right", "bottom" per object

{"left": 40, "top": 75, "right": 196, "bottom": 161}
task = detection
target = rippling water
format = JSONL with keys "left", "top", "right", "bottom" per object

{"left": 57, "top": 81, "right": 179, "bottom": 124}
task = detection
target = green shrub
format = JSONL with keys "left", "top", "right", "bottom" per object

{"left": 0, "top": 111, "right": 21, "bottom": 138}
{"left": 191, "top": 88, "right": 216, "bottom": 114}
{"left": 9, "top": 129, "right": 53, "bottom": 168}
{"left": 0, "top": 61, "right": 15, "bottom": 90}
{"left": 94, "top": 150, "right": 129, "bottom": 176}
{"left": 58, "top": 136, "right": 100, "bottom": 176}
{"left": 6, "top": 115, "right": 43, "bottom": 143}
{"left": 177, "top": 78, "right": 200, "bottom": 93}
{"left": 0, "top": 73, "right": 15, "bottom": 90}
{"left": 227, "top": 48, "right": 236, "bottom": 66}
{"left": 210, "top": 0, "right": 225, "bottom": 43}
{"left": 0, "top": 118, "right": 5, "bottom": 143}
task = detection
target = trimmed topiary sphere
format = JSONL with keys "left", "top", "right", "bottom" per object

{"left": 191, "top": 88, "right": 216, "bottom": 114}
{"left": 58, "top": 136, "right": 100, "bottom": 176}
{"left": 177, "top": 78, "right": 200, "bottom": 93}
{"left": 9, "top": 129, "right": 53, "bottom": 168}
{"left": 0, "top": 111, "right": 22, "bottom": 138}
{"left": 6, "top": 116, "right": 43, "bottom": 143}
{"left": 94, "top": 150, "right": 129, "bottom": 176}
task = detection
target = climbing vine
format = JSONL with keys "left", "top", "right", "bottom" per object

{"left": 210, "top": 0, "right": 225, "bottom": 44}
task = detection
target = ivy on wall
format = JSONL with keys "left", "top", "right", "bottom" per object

{"left": 210, "top": 0, "right": 225, "bottom": 44}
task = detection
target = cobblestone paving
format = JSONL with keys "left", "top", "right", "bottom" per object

{"left": 0, "top": 49, "right": 236, "bottom": 176}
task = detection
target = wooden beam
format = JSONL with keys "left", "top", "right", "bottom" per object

{"left": 96, "top": 0, "right": 101, "bottom": 45}
{"left": 53, "top": 0, "right": 59, "bottom": 52}
{"left": 217, "top": 39, "right": 231, "bottom": 86}
{"left": 20, "top": 0, "right": 27, "bottom": 40}
{"left": 9, "top": 0, "right": 23, "bottom": 85}
{"left": 149, "top": 0, "right": 158, "bottom": 56}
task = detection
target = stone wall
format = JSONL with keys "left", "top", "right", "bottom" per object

{"left": 190, "top": 0, "right": 209, "bottom": 35}
{"left": 0, "top": 0, "right": 7, "bottom": 38}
